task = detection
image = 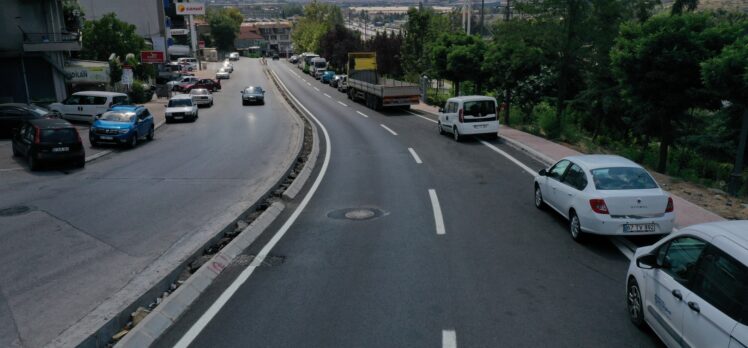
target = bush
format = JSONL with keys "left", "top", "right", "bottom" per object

{"left": 535, "top": 101, "right": 560, "bottom": 139}
{"left": 128, "top": 81, "right": 153, "bottom": 104}
{"left": 426, "top": 89, "right": 451, "bottom": 108}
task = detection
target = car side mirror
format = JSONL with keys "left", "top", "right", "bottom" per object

{"left": 538, "top": 169, "right": 547, "bottom": 176}
{"left": 636, "top": 253, "right": 659, "bottom": 269}
{"left": 438, "top": 108, "right": 444, "bottom": 113}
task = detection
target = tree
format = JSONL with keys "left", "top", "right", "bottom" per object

{"left": 702, "top": 37, "right": 748, "bottom": 194}
{"left": 291, "top": 1, "right": 344, "bottom": 53}
{"left": 428, "top": 32, "right": 484, "bottom": 96}
{"left": 207, "top": 7, "right": 243, "bottom": 52}
{"left": 401, "top": 7, "right": 454, "bottom": 82}
{"left": 319, "top": 25, "right": 363, "bottom": 71}
{"left": 611, "top": 13, "right": 738, "bottom": 173}
{"left": 365, "top": 31, "right": 403, "bottom": 78}
{"left": 80, "top": 13, "right": 146, "bottom": 61}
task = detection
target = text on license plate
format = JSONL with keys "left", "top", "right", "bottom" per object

{"left": 174, "top": 116, "right": 183, "bottom": 119}
{"left": 101, "top": 136, "right": 113, "bottom": 140}
{"left": 52, "top": 147, "right": 69, "bottom": 152}
{"left": 624, "top": 224, "right": 656, "bottom": 233}
{"left": 474, "top": 124, "right": 487, "bottom": 128}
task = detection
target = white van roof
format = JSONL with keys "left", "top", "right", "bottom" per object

{"left": 72, "top": 91, "right": 128, "bottom": 97}
{"left": 448, "top": 95, "right": 497, "bottom": 103}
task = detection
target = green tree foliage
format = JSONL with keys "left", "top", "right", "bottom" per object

{"left": 207, "top": 7, "right": 243, "bottom": 51}
{"left": 80, "top": 13, "right": 146, "bottom": 61}
{"left": 428, "top": 32, "right": 485, "bottom": 96}
{"left": 611, "top": 13, "right": 741, "bottom": 173}
{"left": 291, "top": 1, "right": 343, "bottom": 53}
{"left": 319, "top": 25, "right": 363, "bottom": 71}
{"left": 365, "top": 31, "right": 404, "bottom": 78}
{"left": 401, "top": 7, "right": 454, "bottom": 81}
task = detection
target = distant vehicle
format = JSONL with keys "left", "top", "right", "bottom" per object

{"left": 272, "top": 54, "right": 279, "bottom": 60}
{"left": 177, "top": 57, "right": 199, "bottom": 70}
{"left": 12, "top": 118, "right": 85, "bottom": 170}
{"left": 167, "top": 76, "right": 199, "bottom": 91}
{"left": 222, "top": 60, "right": 234, "bottom": 73}
{"left": 216, "top": 68, "right": 230, "bottom": 80}
{"left": 534, "top": 155, "right": 674, "bottom": 242}
{"left": 228, "top": 52, "right": 240, "bottom": 61}
{"left": 48, "top": 91, "right": 130, "bottom": 124}
{"left": 289, "top": 55, "right": 299, "bottom": 64}
{"left": 0, "top": 103, "right": 60, "bottom": 138}
{"left": 241, "top": 86, "right": 265, "bottom": 105}
{"left": 321, "top": 71, "right": 336, "bottom": 84}
{"left": 300, "top": 53, "right": 319, "bottom": 73}
{"left": 346, "top": 52, "right": 420, "bottom": 110}
{"left": 165, "top": 94, "right": 198, "bottom": 123}
{"left": 311, "top": 57, "right": 327, "bottom": 78}
{"left": 175, "top": 78, "right": 221, "bottom": 93}
{"left": 337, "top": 75, "right": 348, "bottom": 93}
{"left": 89, "top": 105, "right": 154, "bottom": 148}
{"left": 438, "top": 96, "right": 499, "bottom": 141}
{"left": 190, "top": 88, "right": 214, "bottom": 107}
{"left": 330, "top": 74, "right": 344, "bottom": 88}
{"left": 626, "top": 220, "right": 748, "bottom": 348}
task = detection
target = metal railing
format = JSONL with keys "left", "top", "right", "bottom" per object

{"left": 22, "top": 32, "right": 80, "bottom": 44}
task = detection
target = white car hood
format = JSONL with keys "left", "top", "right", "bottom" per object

{"left": 166, "top": 106, "right": 194, "bottom": 113}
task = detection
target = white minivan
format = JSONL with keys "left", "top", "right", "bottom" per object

{"left": 627, "top": 220, "right": 748, "bottom": 348}
{"left": 177, "top": 57, "right": 199, "bottom": 70}
{"left": 438, "top": 96, "right": 500, "bottom": 141}
{"left": 49, "top": 91, "right": 130, "bottom": 124}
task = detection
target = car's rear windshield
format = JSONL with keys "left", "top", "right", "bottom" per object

{"left": 100, "top": 112, "right": 134, "bottom": 122}
{"left": 591, "top": 167, "right": 658, "bottom": 190}
{"left": 315, "top": 62, "right": 326, "bottom": 68}
{"left": 463, "top": 100, "right": 496, "bottom": 117}
{"left": 168, "top": 99, "right": 192, "bottom": 107}
{"left": 41, "top": 128, "right": 77, "bottom": 143}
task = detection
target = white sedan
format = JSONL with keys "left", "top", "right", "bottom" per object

{"left": 189, "top": 88, "right": 213, "bottom": 107}
{"left": 534, "top": 155, "right": 675, "bottom": 242}
{"left": 216, "top": 68, "right": 230, "bottom": 80}
{"left": 222, "top": 60, "right": 234, "bottom": 73}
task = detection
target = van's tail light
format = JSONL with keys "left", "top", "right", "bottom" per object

{"left": 589, "top": 199, "right": 609, "bottom": 214}
{"left": 458, "top": 108, "right": 464, "bottom": 123}
{"left": 34, "top": 127, "right": 40, "bottom": 144}
{"left": 665, "top": 197, "right": 674, "bottom": 213}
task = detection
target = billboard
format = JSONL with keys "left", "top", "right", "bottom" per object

{"left": 64, "top": 60, "right": 110, "bottom": 84}
{"left": 176, "top": 2, "right": 205, "bottom": 15}
{"left": 140, "top": 50, "right": 165, "bottom": 63}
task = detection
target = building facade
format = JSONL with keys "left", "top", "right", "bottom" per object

{"left": 0, "top": 0, "right": 81, "bottom": 103}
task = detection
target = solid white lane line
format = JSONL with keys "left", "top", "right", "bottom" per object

{"left": 479, "top": 140, "right": 537, "bottom": 176}
{"left": 356, "top": 111, "right": 369, "bottom": 118}
{"left": 443, "top": 330, "right": 457, "bottom": 348}
{"left": 380, "top": 124, "right": 398, "bottom": 136}
{"left": 306, "top": 82, "right": 311, "bottom": 86}
{"left": 429, "top": 189, "right": 446, "bottom": 235}
{"left": 313, "top": 87, "right": 319, "bottom": 91}
{"left": 408, "top": 148, "right": 423, "bottom": 164}
{"left": 405, "top": 110, "right": 438, "bottom": 124}
{"left": 337, "top": 101, "right": 348, "bottom": 107}
{"left": 174, "top": 69, "right": 333, "bottom": 348}
{"left": 324, "top": 93, "right": 332, "bottom": 98}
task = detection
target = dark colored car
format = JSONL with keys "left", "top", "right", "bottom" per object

{"left": 241, "top": 86, "right": 265, "bottom": 105}
{"left": 0, "top": 103, "right": 59, "bottom": 138}
{"left": 12, "top": 118, "right": 85, "bottom": 170}
{"left": 272, "top": 54, "right": 279, "bottom": 60}
{"left": 176, "top": 78, "right": 221, "bottom": 93}
{"left": 90, "top": 105, "right": 155, "bottom": 148}
{"left": 321, "top": 71, "right": 336, "bottom": 84}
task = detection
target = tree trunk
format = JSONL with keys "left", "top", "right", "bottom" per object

{"left": 504, "top": 89, "right": 511, "bottom": 126}
{"left": 657, "top": 114, "right": 673, "bottom": 173}
{"left": 454, "top": 80, "right": 461, "bottom": 97}
{"left": 728, "top": 108, "right": 748, "bottom": 196}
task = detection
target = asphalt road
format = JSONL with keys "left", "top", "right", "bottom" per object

{"left": 0, "top": 58, "right": 301, "bottom": 348}
{"left": 155, "top": 61, "right": 664, "bottom": 347}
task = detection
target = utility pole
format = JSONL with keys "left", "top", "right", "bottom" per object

{"left": 480, "top": 0, "right": 485, "bottom": 36}
{"left": 503, "top": 0, "right": 512, "bottom": 126}
{"left": 729, "top": 109, "right": 748, "bottom": 196}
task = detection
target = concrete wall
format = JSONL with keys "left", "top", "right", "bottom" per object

{"left": 0, "top": 0, "right": 63, "bottom": 53}
{"left": 79, "top": 0, "right": 164, "bottom": 40}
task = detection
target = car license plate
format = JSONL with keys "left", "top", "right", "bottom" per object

{"left": 52, "top": 147, "right": 69, "bottom": 152}
{"left": 101, "top": 136, "right": 113, "bottom": 140}
{"left": 624, "top": 224, "right": 656, "bottom": 233}
{"left": 174, "top": 116, "right": 183, "bottom": 120}
{"left": 474, "top": 124, "right": 487, "bottom": 129}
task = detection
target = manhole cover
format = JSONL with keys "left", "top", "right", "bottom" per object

{"left": 327, "top": 208, "right": 386, "bottom": 221}
{"left": 0, "top": 205, "right": 33, "bottom": 217}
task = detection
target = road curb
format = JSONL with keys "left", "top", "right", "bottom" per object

{"left": 114, "top": 202, "right": 286, "bottom": 347}
{"left": 499, "top": 134, "right": 554, "bottom": 166}
{"left": 266, "top": 67, "right": 320, "bottom": 200}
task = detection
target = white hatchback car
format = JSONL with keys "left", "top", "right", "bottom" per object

{"left": 189, "top": 89, "right": 213, "bottom": 107}
{"left": 438, "top": 96, "right": 500, "bottom": 141}
{"left": 534, "top": 155, "right": 675, "bottom": 241}
{"left": 626, "top": 221, "right": 748, "bottom": 348}
{"left": 165, "top": 94, "right": 198, "bottom": 123}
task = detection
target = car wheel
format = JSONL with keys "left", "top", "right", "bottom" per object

{"left": 75, "top": 158, "right": 85, "bottom": 169}
{"left": 438, "top": 122, "right": 445, "bottom": 135}
{"left": 569, "top": 211, "right": 586, "bottom": 242}
{"left": 12, "top": 146, "right": 20, "bottom": 157}
{"left": 128, "top": 134, "right": 138, "bottom": 148}
{"left": 210, "top": 101, "right": 213, "bottom": 107}
{"left": 534, "top": 185, "right": 545, "bottom": 209}
{"left": 627, "top": 278, "right": 645, "bottom": 327}
{"left": 28, "top": 154, "right": 40, "bottom": 171}
{"left": 453, "top": 127, "right": 461, "bottom": 142}
{"left": 147, "top": 126, "right": 154, "bottom": 141}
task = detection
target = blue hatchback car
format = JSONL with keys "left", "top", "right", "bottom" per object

{"left": 321, "top": 71, "right": 336, "bottom": 84}
{"left": 89, "top": 105, "right": 154, "bottom": 148}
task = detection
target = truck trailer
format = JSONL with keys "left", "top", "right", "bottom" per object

{"left": 346, "top": 52, "right": 420, "bottom": 110}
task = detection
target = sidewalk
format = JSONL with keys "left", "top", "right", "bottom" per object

{"left": 412, "top": 102, "right": 725, "bottom": 229}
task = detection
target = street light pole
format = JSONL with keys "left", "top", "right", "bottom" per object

{"left": 503, "top": 0, "right": 512, "bottom": 126}
{"left": 729, "top": 109, "right": 748, "bottom": 196}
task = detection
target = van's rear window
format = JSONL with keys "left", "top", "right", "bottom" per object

{"left": 463, "top": 100, "right": 496, "bottom": 117}
{"left": 41, "top": 128, "right": 77, "bottom": 143}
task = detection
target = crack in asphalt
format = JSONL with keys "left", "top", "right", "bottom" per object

{"left": 0, "top": 283, "right": 24, "bottom": 348}
{"left": 37, "top": 208, "right": 136, "bottom": 258}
